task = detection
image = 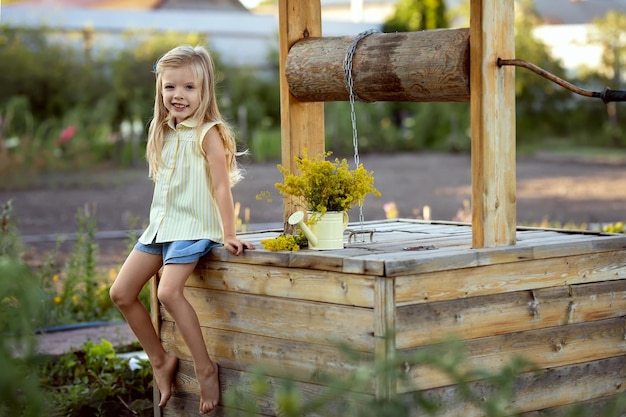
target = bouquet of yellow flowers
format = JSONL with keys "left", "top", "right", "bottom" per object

{"left": 276, "top": 150, "right": 380, "bottom": 215}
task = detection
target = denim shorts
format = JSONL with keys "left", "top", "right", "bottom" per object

{"left": 134, "top": 239, "right": 220, "bottom": 264}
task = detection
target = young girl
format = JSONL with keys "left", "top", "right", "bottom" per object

{"left": 110, "top": 45, "right": 253, "bottom": 415}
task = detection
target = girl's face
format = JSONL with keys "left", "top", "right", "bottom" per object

{"left": 161, "top": 65, "right": 201, "bottom": 125}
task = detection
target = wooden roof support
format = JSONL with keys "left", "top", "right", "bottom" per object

{"left": 278, "top": 0, "right": 517, "bottom": 247}
{"left": 470, "top": 0, "right": 517, "bottom": 248}
{"left": 278, "top": 0, "right": 325, "bottom": 223}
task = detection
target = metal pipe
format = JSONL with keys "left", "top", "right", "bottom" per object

{"left": 498, "top": 58, "right": 626, "bottom": 103}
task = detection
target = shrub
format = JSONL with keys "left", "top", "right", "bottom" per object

{"left": 0, "top": 256, "right": 46, "bottom": 417}
{"left": 40, "top": 339, "right": 153, "bottom": 417}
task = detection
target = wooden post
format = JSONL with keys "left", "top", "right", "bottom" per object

{"left": 374, "top": 277, "right": 396, "bottom": 400}
{"left": 470, "top": 0, "right": 516, "bottom": 248}
{"left": 278, "top": 0, "right": 325, "bottom": 223}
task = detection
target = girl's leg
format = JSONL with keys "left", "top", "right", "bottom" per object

{"left": 109, "top": 250, "right": 178, "bottom": 408}
{"left": 157, "top": 262, "right": 219, "bottom": 415}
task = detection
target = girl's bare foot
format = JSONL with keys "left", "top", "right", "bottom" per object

{"left": 197, "top": 362, "right": 220, "bottom": 414}
{"left": 154, "top": 352, "right": 179, "bottom": 408}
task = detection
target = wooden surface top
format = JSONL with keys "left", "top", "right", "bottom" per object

{"left": 202, "top": 219, "right": 626, "bottom": 277}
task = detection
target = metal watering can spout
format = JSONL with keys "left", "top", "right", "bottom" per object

{"left": 288, "top": 211, "right": 318, "bottom": 246}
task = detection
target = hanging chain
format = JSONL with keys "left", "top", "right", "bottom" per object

{"left": 344, "top": 29, "right": 377, "bottom": 168}
{"left": 343, "top": 29, "right": 378, "bottom": 235}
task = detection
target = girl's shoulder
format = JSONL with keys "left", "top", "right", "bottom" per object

{"left": 199, "top": 120, "right": 223, "bottom": 138}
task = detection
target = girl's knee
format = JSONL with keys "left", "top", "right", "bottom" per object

{"left": 109, "top": 283, "right": 134, "bottom": 308}
{"left": 157, "top": 285, "right": 183, "bottom": 309}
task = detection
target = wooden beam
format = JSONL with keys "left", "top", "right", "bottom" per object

{"left": 278, "top": 0, "right": 325, "bottom": 223}
{"left": 286, "top": 29, "right": 470, "bottom": 102}
{"left": 470, "top": 0, "right": 517, "bottom": 248}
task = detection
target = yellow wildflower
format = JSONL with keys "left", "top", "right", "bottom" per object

{"left": 54, "top": 296, "right": 62, "bottom": 304}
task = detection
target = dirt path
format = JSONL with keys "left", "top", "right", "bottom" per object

{"left": 3, "top": 152, "right": 626, "bottom": 266}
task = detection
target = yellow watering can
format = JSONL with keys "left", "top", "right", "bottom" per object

{"left": 288, "top": 210, "right": 349, "bottom": 250}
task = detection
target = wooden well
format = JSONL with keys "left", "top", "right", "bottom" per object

{"left": 151, "top": 0, "right": 626, "bottom": 415}
{"left": 156, "top": 221, "right": 626, "bottom": 416}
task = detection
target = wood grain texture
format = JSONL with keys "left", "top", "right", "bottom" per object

{"left": 396, "top": 279, "right": 626, "bottom": 348}
{"left": 278, "top": 0, "right": 325, "bottom": 225}
{"left": 161, "top": 287, "right": 375, "bottom": 351}
{"left": 401, "top": 317, "right": 626, "bottom": 391}
{"left": 165, "top": 360, "right": 371, "bottom": 417}
{"left": 403, "top": 355, "right": 626, "bottom": 416}
{"left": 470, "top": 0, "right": 517, "bottom": 248}
{"left": 395, "top": 250, "right": 626, "bottom": 304}
{"left": 285, "top": 29, "right": 470, "bottom": 102}
{"left": 160, "top": 321, "right": 374, "bottom": 390}
{"left": 187, "top": 261, "right": 377, "bottom": 307}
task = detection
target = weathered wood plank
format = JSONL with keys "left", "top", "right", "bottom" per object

{"left": 396, "top": 280, "right": 626, "bottom": 348}
{"left": 352, "top": 232, "right": 626, "bottom": 277}
{"left": 395, "top": 250, "right": 626, "bottom": 304}
{"left": 160, "top": 288, "right": 375, "bottom": 351}
{"left": 167, "top": 360, "right": 371, "bottom": 417}
{"left": 521, "top": 392, "right": 626, "bottom": 417}
{"left": 400, "top": 317, "right": 626, "bottom": 391}
{"left": 285, "top": 29, "right": 470, "bottom": 102}
{"left": 408, "top": 355, "right": 626, "bottom": 416}
{"left": 160, "top": 321, "right": 374, "bottom": 390}
{"left": 187, "top": 262, "right": 376, "bottom": 307}
{"left": 470, "top": 0, "right": 517, "bottom": 247}
{"left": 374, "top": 277, "right": 396, "bottom": 399}
{"left": 278, "top": 0, "right": 325, "bottom": 224}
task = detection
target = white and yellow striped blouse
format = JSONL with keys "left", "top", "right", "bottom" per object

{"left": 138, "top": 119, "right": 224, "bottom": 244}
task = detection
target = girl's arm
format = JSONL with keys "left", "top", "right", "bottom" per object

{"left": 203, "top": 126, "right": 253, "bottom": 255}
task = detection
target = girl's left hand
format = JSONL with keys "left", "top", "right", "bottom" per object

{"left": 224, "top": 237, "right": 254, "bottom": 255}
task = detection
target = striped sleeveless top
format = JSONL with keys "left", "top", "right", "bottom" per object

{"left": 139, "top": 119, "right": 225, "bottom": 244}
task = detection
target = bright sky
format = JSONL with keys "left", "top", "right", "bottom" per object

{"left": 240, "top": 0, "right": 261, "bottom": 8}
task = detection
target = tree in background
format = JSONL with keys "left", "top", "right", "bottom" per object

{"left": 382, "top": 0, "right": 448, "bottom": 32}
{"left": 513, "top": 0, "right": 572, "bottom": 138}
{"left": 589, "top": 10, "right": 626, "bottom": 146}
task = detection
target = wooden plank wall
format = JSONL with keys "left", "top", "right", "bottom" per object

{"left": 156, "top": 222, "right": 626, "bottom": 416}
{"left": 160, "top": 261, "right": 380, "bottom": 416}
{"left": 395, "top": 240, "right": 626, "bottom": 414}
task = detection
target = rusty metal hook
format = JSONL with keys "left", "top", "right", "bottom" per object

{"left": 498, "top": 58, "right": 626, "bottom": 103}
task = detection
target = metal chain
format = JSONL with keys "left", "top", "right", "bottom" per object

{"left": 343, "top": 29, "right": 378, "bottom": 233}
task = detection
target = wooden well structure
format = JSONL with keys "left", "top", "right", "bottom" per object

{"left": 152, "top": 1, "right": 626, "bottom": 416}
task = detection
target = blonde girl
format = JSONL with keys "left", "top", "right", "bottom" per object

{"left": 110, "top": 45, "right": 253, "bottom": 415}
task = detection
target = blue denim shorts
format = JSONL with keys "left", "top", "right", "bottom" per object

{"left": 134, "top": 239, "right": 220, "bottom": 264}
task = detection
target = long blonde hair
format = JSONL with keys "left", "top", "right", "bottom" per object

{"left": 146, "top": 45, "right": 244, "bottom": 185}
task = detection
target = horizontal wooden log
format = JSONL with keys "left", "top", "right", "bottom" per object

{"left": 285, "top": 28, "right": 470, "bottom": 102}
{"left": 396, "top": 279, "right": 626, "bottom": 348}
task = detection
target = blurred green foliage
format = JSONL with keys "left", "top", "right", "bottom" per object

{"left": 382, "top": 0, "right": 448, "bottom": 32}
{"left": 0, "top": 2, "right": 624, "bottom": 187}
{"left": 0, "top": 256, "right": 45, "bottom": 417}
{"left": 40, "top": 339, "right": 153, "bottom": 417}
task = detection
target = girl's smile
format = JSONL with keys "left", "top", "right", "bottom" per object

{"left": 161, "top": 65, "right": 201, "bottom": 124}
